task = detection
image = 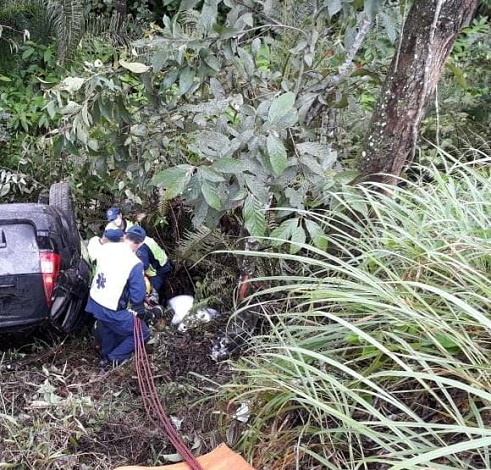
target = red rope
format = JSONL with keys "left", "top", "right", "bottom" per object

{"left": 133, "top": 318, "right": 204, "bottom": 470}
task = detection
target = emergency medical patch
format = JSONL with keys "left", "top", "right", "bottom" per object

{"left": 96, "top": 272, "right": 107, "bottom": 289}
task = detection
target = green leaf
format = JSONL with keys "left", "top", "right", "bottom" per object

{"left": 237, "top": 47, "right": 255, "bottom": 77}
{"left": 364, "top": 0, "right": 380, "bottom": 19}
{"left": 214, "top": 25, "right": 240, "bottom": 40}
{"left": 44, "top": 100, "right": 57, "bottom": 119}
{"left": 193, "top": 131, "right": 231, "bottom": 159}
{"left": 380, "top": 11, "right": 397, "bottom": 42}
{"left": 179, "top": 67, "right": 195, "bottom": 95}
{"left": 22, "top": 47, "right": 34, "bottom": 59}
{"left": 200, "top": 0, "right": 218, "bottom": 31}
{"left": 244, "top": 173, "right": 270, "bottom": 203}
{"left": 198, "top": 166, "right": 225, "bottom": 183}
{"left": 433, "top": 334, "right": 460, "bottom": 352}
{"left": 119, "top": 60, "right": 151, "bottom": 74}
{"left": 327, "top": 0, "right": 342, "bottom": 17}
{"left": 289, "top": 224, "right": 306, "bottom": 254}
{"left": 333, "top": 170, "right": 360, "bottom": 185}
{"left": 304, "top": 219, "right": 328, "bottom": 251}
{"left": 211, "top": 158, "right": 246, "bottom": 174}
{"left": 270, "top": 218, "right": 298, "bottom": 245}
{"left": 268, "top": 92, "right": 295, "bottom": 124}
{"left": 179, "top": 0, "right": 200, "bottom": 10}
{"left": 201, "top": 180, "right": 222, "bottom": 210}
{"left": 445, "top": 62, "right": 468, "bottom": 88}
{"left": 0, "top": 183, "right": 10, "bottom": 197}
{"left": 151, "top": 50, "right": 169, "bottom": 72}
{"left": 296, "top": 142, "right": 337, "bottom": 166}
{"left": 350, "top": 68, "right": 383, "bottom": 85}
{"left": 243, "top": 195, "right": 266, "bottom": 237}
{"left": 163, "top": 70, "right": 179, "bottom": 89}
{"left": 0, "top": 75, "right": 12, "bottom": 82}
{"left": 267, "top": 134, "right": 288, "bottom": 176}
{"left": 203, "top": 54, "right": 220, "bottom": 72}
{"left": 151, "top": 165, "right": 194, "bottom": 199}
{"left": 59, "top": 76, "right": 85, "bottom": 93}
{"left": 285, "top": 187, "right": 305, "bottom": 209}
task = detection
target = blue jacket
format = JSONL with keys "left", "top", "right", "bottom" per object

{"left": 137, "top": 243, "right": 171, "bottom": 278}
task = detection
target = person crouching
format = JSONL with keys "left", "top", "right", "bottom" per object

{"left": 85, "top": 226, "right": 149, "bottom": 367}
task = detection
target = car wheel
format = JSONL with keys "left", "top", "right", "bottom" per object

{"left": 61, "top": 297, "right": 89, "bottom": 334}
{"left": 51, "top": 295, "right": 70, "bottom": 322}
{"left": 51, "top": 295, "right": 87, "bottom": 334}
{"left": 49, "top": 182, "right": 79, "bottom": 248}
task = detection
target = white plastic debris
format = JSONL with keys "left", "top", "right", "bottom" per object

{"left": 170, "top": 415, "right": 183, "bottom": 431}
{"left": 210, "top": 336, "right": 234, "bottom": 361}
{"left": 167, "top": 295, "right": 220, "bottom": 332}
{"left": 167, "top": 295, "right": 194, "bottom": 326}
{"left": 233, "top": 402, "right": 250, "bottom": 423}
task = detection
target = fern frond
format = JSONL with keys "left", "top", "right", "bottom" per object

{"left": 180, "top": 9, "right": 200, "bottom": 36}
{"left": 176, "top": 225, "right": 234, "bottom": 264}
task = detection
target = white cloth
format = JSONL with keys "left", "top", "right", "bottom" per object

{"left": 168, "top": 295, "right": 194, "bottom": 326}
{"left": 89, "top": 242, "right": 141, "bottom": 310}
{"left": 87, "top": 236, "right": 103, "bottom": 263}
{"left": 167, "top": 295, "right": 219, "bottom": 332}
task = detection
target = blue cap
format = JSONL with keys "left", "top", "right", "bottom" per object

{"left": 106, "top": 207, "right": 121, "bottom": 221}
{"left": 103, "top": 228, "right": 124, "bottom": 242}
{"left": 126, "top": 225, "right": 146, "bottom": 242}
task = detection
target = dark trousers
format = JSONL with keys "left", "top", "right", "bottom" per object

{"left": 93, "top": 308, "right": 150, "bottom": 362}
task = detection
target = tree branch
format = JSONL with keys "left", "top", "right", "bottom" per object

{"left": 305, "top": 15, "right": 372, "bottom": 126}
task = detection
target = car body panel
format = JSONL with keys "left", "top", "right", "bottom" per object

{"left": 0, "top": 196, "right": 91, "bottom": 334}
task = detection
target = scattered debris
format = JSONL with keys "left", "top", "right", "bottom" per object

{"left": 210, "top": 336, "right": 236, "bottom": 362}
{"left": 170, "top": 415, "right": 183, "bottom": 431}
{"left": 167, "top": 295, "right": 221, "bottom": 332}
{"left": 233, "top": 402, "right": 250, "bottom": 423}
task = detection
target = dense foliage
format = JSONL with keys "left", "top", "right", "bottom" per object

{"left": 0, "top": 1, "right": 490, "bottom": 468}
{"left": 1, "top": 1, "right": 488, "bottom": 238}
{"left": 219, "top": 153, "right": 491, "bottom": 468}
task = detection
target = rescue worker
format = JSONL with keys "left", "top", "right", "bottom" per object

{"left": 105, "top": 207, "right": 135, "bottom": 232}
{"left": 87, "top": 228, "right": 124, "bottom": 264}
{"left": 85, "top": 225, "right": 158, "bottom": 367}
{"left": 136, "top": 234, "right": 171, "bottom": 295}
{"left": 105, "top": 207, "right": 170, "bottom": 298}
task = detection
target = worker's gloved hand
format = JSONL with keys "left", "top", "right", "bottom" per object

{"left": 130, "top": 303, "right": 164, "bottom": 324}
{"left": 146, "top": 289, "right": 159, "bottom": 306}
{"left": 145, "top": 305, "right": 164, "bottom": 324}
{"left": 129, "top": 303, "right": 147, "bottom": 320}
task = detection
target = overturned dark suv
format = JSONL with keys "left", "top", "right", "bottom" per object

{"left": 0, "top": 183, "right": 91, "bottom": 334}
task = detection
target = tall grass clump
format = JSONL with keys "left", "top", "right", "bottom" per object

{"left": 222, "top": 151, "right": 491, "bottom": 469}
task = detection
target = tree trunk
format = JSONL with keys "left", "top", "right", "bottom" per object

{"left": 358, "top": 0, "right": 478, "bottom": 185}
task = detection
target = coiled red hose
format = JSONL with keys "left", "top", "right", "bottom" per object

{"left": 133, "top": 318, "right": 204, "bottom": 470}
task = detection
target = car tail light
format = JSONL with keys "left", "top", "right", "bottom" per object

{"left": 40, "top": 252, "right": 61, "bottom": 307}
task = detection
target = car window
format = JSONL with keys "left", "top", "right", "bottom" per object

{"left": 0, "top": 223, "right": 41, "bottom": 275}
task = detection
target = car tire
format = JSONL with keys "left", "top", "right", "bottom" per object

{"left": 61, "top": 297, "right": 89, "bottom": 334}
{"left": 51, "top": 295, "right": 70, "bottom": 322}
{"left": 51, "top": 294, "right": 88, "bottom": 334}
{"left": 49, "top": 182, "right": 79, "bottom": 250}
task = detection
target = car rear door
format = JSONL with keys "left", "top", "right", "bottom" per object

{"left": 0, "top": 222, "right": 50, "bottom": 330}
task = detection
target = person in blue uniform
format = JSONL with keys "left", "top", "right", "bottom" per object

{"left": 105, "top": 209, "right": 171, "bottom": 300}
{"left": 136, "top": 234, "right": 171, "bottom": 295}
{"left": 105, "top": 207, "right": 135, "bottom": 232}
{"left": 86, "top": 228, "right": 124, "bottom": 265}
{"left": 85, "top": 225, "right": 151, "bottom": 366}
